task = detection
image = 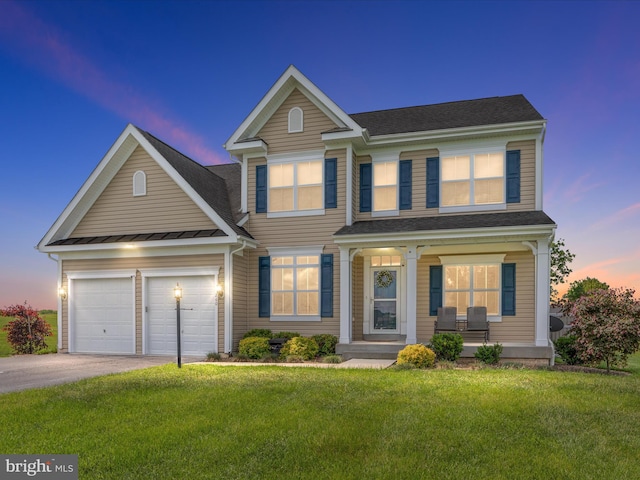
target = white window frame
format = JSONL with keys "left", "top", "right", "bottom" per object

{"left": 439, "top": 145, "right": 507, "bottom": 214}
{"left": 268, "top": 246, "right": 324, "bottom": 322}
{"left": 439, "top": 254, "right": 505, "bottom": 322}
{"left": 133, "top": 170, "right": 146, "bottom": 196}
{"left": 371, "top": 152, "right": 399, "bottom": 217}
{"left": 288, "top": 107, "right": 304, "bottom": 133}
{"left": 267, "top": 151, "right": 325, "bottom": 218}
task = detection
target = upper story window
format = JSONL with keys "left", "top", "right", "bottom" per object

{"left": 441, "top": 149, "right": 504, "bottom": 208}
{"left": 288, "top": 107, "right": 303, "bottom": 133}
{"left": 373, "top": 161, "right": 398, "bottom": 212}
{"left": 133, "top": 170, "right": 146, "bottom": 196}
{"left": 269, "top": 159, "right": 323, "bottom": 212}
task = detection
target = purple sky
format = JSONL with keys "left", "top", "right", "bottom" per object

{"left": 1, "top": 0, "right": 638, "bottom": 309}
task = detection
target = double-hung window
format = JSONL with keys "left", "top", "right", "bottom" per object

{"left": 373, "top": 161, "right": 398, "bottom": 212}
{"left": 440, "top": 254, "right": 506, "bottom": 320}
{"left": 441, "top": 147, "right": 505, "bottom": 210}
{"left": 269, "top": 159, "right": 323, "bottom": 213}
{"left": 271, "top": 254, "right": 320, "bottom": 317}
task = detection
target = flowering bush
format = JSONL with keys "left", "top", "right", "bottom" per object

{"left": 1, "top": 303, "right": 53, "bottom": 354}
{"left": 569, "top": 288, "right": 640, "bottom": 373}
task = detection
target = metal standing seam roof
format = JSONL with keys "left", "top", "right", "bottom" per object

{"left": 48, "top": 229, "right": 227, "bottom": 246}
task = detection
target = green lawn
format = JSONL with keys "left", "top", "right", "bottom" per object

{"left": 0, "top": 312, "right": 57, "bottom": 356}
{"left": 1, "top": 355, "right": 640, "bottom": 479}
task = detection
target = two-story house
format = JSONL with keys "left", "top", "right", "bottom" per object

{"left": 38, "top": 65, "right": 556, "bottom": 363}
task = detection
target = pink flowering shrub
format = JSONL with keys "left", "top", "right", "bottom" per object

{"left": 569, "top": 288, "right": 640, "bottom": 373}
{"left": 1, "top": 303, "right": 53, "bottom": 354}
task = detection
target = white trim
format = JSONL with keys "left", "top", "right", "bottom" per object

{"left": 267, "top": 209, "right": 325, "bottom": 219}
{"left": 267, "top": 150, "right": 325, "bottom": 163}
{"left": 66, "top": 270, "right": 136, "bottom": 279}
{"left": 535, "top": 124, "right": 546, "bottom": 210}
{"left": 139, "top": 267, "right": 219, "bottom": 277}
{"left": 438, "top": 254, "right": 506, "bottom": 265}
{"left": 267, "top": 245, "right": 324, "bottom": 256}
{"left": 270, "top": 316, "right": 321, "bottom": 322}
{"left": 346, "top": 144, "right": 353, "bottom": 226}
{"left": 439, "top": 204, "right": 507, "bottom": 214}
{"left": 241, "top": 156, "right": 248, "bottom": 214}
{"left": 534, "top": 238, "right": 551, "bottom": 346}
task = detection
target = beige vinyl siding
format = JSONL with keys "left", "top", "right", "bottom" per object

{"left": 417, "top": 251, "right": 535, "bottom": 344}
{"left": 60, "top": 254, "right": 224, "bottom": 354}
{"left": 231, "top": 253, "right": 248, "bottom": 351}
{"left": 506, "top": 140, "right": 535, "bottom": 211}
{"left": 256, "top": 89, "right": 339, "bottom": 155}
{"left": 72, "top": 146, "right": 216, "bottom": 237}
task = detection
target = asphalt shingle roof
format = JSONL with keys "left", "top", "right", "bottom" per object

{"left": 334, "top": 211, "right": 556, "bottom": 237}
{"left": 349, "top": 94, "right": 543, "bottom": 136}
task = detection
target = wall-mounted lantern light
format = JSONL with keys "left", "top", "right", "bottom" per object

{"left": 215, "top": 282, "right": 224, "bottom": 299}
{"left": 58, "top": 287, "right": 67, "bottom": 300}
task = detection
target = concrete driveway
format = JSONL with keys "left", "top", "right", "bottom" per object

{"left": 0, "top": 354, "right": 179, "bottom": 394}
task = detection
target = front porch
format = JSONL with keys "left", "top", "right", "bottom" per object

{"left": 336, "top": 340, "right": 554, "bottom": 365}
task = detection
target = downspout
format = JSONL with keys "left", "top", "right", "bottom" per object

{"left": 225, "top": 240, "right": 248, "bottom": 354}
{"left": 47, "top": 253, "right": 63, "bottom": 352}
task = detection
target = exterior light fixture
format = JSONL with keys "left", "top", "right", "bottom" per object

{"left": 215, "top": 282, "right": 224, "bottom": 299}
{"left": 58, "top": 287, "right": 67, "bottom": 300}
{"left": 174, "top": 283, "right": 183, "bottom": 368}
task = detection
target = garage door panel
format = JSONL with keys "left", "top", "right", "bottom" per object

{"left": 147, "top": 276, "right": 217, "bottom": 356}
{"left": 72, "top": 277, "right": 134, "bottom": 354}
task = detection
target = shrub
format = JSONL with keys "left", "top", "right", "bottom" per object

{"left": 280, "top": 336, "right": 319, "bottom": 360}
{"left": 238, "top": 336, "right": 272, "bottom": 359}
{"left": 323, "top": 354, "right": 342, "bottom": 364}
{"left": 312, "top": 334, "right": 338, "bottom": 356}
{"left": 554, "top": 335, "right": 581, "bottom": 365}
{"left": 429, "top": 333, "right": 464, "bottom": 362}
{"left": 474, "top": 343, "right": 503, "bottom": 365}
{"left": 285, "top": 355, "right": 305, "bottom": 363}
{"left": 1, "top": 303, "right": 53, "bottom": 354}
{"left": 272, "top": 331, "right": 300, "bottom": 340}
{"left": 242, "top": 329, "right": 273, "bottom": 339}
{"left": 396, "top": 344, "right": 435, "bottom": 369}
{"left": 569, "top": 287, "right": 640, "bottom": 373}
{"left": 206, "top": 352, "right": 222, "bottom": 361}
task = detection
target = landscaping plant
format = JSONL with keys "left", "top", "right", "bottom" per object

{"left": 396, "top": 344, "right": 435, "bottom": 368}
{"left": 1, "top": 303, "right": 52, "bottom": 354}
{"left": 280, "top": 336, "right": 318, "bottom": 360}
{"left": 553, "top": 335, "right": 581, "bottom": 365}
{"left": 312, "top": 334, "right": 338, "bottom": 356}
{"left": 474, "top": 343, "right": 503, "bottom": 365}
{"left": 242, "top": 329, "right": 273, "bottom": 339}
{"left": 238, "top": 336, "right": 272, "bottom": 359}
{"left": 428, "top": 333, "right": 464, "bottom": 362}
{"left": 569, "top": 287, "right": 640, "bottom": 373}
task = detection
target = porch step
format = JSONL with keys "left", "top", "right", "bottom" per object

{"left": 336, "top": 342, "right": 404, "bottom": 360}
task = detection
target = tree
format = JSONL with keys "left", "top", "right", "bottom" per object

{"left": 550, "top": 238, "right": 576, "bottom": 303}
{"left": 564, "top": 277, "right": 610, "bottom": 303}
{"left": 1, "top": 303, "right": 53, "bottom": 354}
{"left": 569, "top": 288, "right": 640, "bottom": 373}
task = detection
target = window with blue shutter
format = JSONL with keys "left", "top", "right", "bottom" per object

{"left": 359, "top": 163, "right": 372, "bottom": 212}
{"left": 258, "top": 256, "right": 270, "bottom": 317}
{"left": 321, "top": 254, "right": 333, "bottom": 317}
{"left": 399, "top": 160, "right": 412, "bottom": 210}
{"left": 506, "top": 150, "right": 521, "bottom": 204}
{"left": 256, "top": 165, "right": 267, "bottom": 213}
{"left": 426, "top": 157, "right": 439, "bottom": 208}
{"left": 429, "top": 265, "right": 443, "bottom": 316}
{"left": 324, "top": 158, "right": 337, "bottom": 209}
{"left": 502, "top": 263, "right": 516, "bottom": 315}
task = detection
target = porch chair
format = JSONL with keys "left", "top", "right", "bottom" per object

{"left": 434, "top": 307, "right": 457, "bottom": 334}
{"left": 466, "top": 306, "right": 490, "bottom": 342}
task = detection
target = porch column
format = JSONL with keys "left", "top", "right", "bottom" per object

{"left": 405, "top": 247, "right": 418, "bottom": 344}
{"left": 339, "top": 246, "right": 352, "bottom": 344}
{"left": 535, "top": 238, "right": 551, "bottom": 346}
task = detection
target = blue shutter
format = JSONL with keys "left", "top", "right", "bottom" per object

{"left": 429, "top": 265, "right": 443, "bottom": 316}
{"left": 258, "top": 256, "right": 270, "bottom": 317}
{"left": 502, "top": 263, "right": 516, "bottom": 316}
{"left": 256, "top": 165, "right": 267, "bottom": 213}
{"left": 426, "top": 157, "right": 439, "bottom": 208}
{"left": 324, "top": 158, "right": 337, "bottom": 209}
{"left": 506, "top": 150, "right": 521, "bottom": 204}
{"left": 320, "top": 254, "right": 333, "bottom": 317}
{"left": 359, "top": 163, "right": 372, "bottom": 212}
{"left": 399, "top": 160, "right": 412, "bottom": 210}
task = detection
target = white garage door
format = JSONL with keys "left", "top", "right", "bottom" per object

{"left": 146, "top": 276, "right": 217, "bottom": 356}
{"left": 72, "top": 277, "right": 135, "bottom": 354}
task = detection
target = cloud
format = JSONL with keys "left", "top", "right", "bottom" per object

{"left": 0, "top": 1, "right": 225, "bottom": 165}
{"left": 561, "top": 171, "right": 607, "bottom": 204}
{"left": 590, "top": 202, "right": 640, "bottom": 230}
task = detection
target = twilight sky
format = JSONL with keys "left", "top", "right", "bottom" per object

{"left": 0, "top": 0, "right": 638, "bottom": 309}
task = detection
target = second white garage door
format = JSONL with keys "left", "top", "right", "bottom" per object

{"left": 146, "top": 275, "right": 217, "bottom": 356}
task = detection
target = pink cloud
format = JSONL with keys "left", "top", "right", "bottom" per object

{"left": 0, "top": 1, "right": 225, "bottom": 165}
{"left": 590, "top": 202, "right": 640, "bottom": 230}
{"left": 562, "top": 171, "right": 606, "bottom": 204}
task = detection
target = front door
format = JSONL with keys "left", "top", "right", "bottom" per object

{"left": 371, "top": 268, "right": 400, "bottom": 333}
